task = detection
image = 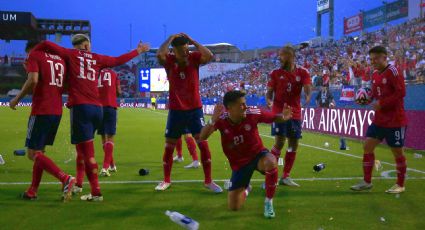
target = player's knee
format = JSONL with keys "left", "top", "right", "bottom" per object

{"left": 275, "top": 140, "right": 285, "bottom": 149}
{"left": 89, "top": 157, "right": 96, "bottom": 164}
{"left": 264, "top": 156, "right": 277, "bottom": 171}
{"left": 26, "top": 150, "right": 36, "bottom": 161}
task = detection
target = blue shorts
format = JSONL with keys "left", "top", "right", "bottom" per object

{"left": 271, "top": 119, "right": 302, "bottom": 139}
{"left": 25, "top": 115, "right": 61, "bottom": 150}
{"left": 98, "top": 106, "right": 117, "bottom": 136}
{"left": 165, "top": 108, "right": 205, "bottom": 139}
{"left": 366, "top": 123, "right": 407, "bottom": 148}
{"left": 70, "top": 104, "right": 102, "bottom": 144}
{"left": 229, "top": 150, "right": 268, "bottom": 191}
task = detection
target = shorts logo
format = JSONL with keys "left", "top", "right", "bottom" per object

{"left": 382, "top": 78, "right": 387, "bottom": 84}
{"left": 165, "top": 129, "right": 169, "bottom": 134}
{"left": 296, "top": 76, "right": 301, "bottom": 82}
{"left": 244, "top": 124, "right": 251, "bottom": 131}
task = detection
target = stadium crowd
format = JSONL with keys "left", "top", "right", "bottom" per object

{"left": 198, "top": 17, "right": 425, "bottom": 98}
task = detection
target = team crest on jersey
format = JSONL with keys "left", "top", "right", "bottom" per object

{"left": 244, "top": 124, "right": 251, "bottom": 131}
{"left": 224, "top": 129, "right": 230, "bottom": 134}
{"left": 280, "top": 75, "right": 284, "bottom": 79}
{"left": 382, "top": 78, "right": 387, "bottom": 84}
{"left": 296, "top": 76, "right": 301, "bottom": 82}
{"left": 179, "top": 72, "right": 186, "bottom": 79}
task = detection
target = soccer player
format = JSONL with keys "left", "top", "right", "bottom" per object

{"left": 151, "top": 96, "right": 157, "bottom": 110}
{"left": 173, "top": 132, "right": 200, "bottom": 169}
{"left": 200, "top": 90, "right": 292, "bottom": 218}
{"left": 155, "top": 33, "right": 222, "bottom": 192}
{"left": 97, "top": 68, "right": 121, "bottom": 177}
{"left": 9, "top": 40, "right": 75, "bottom": 201}
{"left": 34, "top": 34, "right": 150, "bottom": 201}
{"left": 351, "top": 46, "right": 408, "bottom": 194}
{"left": 266, "top": 45, "right": 312, "bottom": 187}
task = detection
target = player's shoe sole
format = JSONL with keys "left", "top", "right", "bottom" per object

{"left": 62, "top": 176, "right": 76, "bottom": 202}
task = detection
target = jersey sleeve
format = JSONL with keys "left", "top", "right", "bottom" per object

{"left": 379, "top": 67, "right": 406, "bottom": 109}
{"left": 97, "top": 50, "right": 139, "bottom": 69}
{"left": 33, "top": 41, "right": 69, "bottom": 60}
{"left": 25, "top": 51, "right": 40, "bottom": 73}
{"left": 257, "top": 109, "right": 277, "bottom": 124}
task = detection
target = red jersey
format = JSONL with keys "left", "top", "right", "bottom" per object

{"left": 371, "top": 65, "right": 407, "bottom": 128}
{"left": 26, "top": 50, "right": 66, "bottom": 115}
{"left": 34, "top": 41, "right": 138, "bottom": 107}
{"left": 163, "top": 51, "right": 202, "bottom": 110}
{"left": 267, "top": 65, "right": 311, "bottom": 120}
{"left": 213, "top": 109, "right": 276, "bottom": 171}
{"left": 98, "top": 69, "right": 120, "bottom": 108}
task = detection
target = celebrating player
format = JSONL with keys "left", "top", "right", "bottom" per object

{"left": 9, "top": 40, "right": 75, "bottom": 201}
{"left": 97, "top": 68, "right": 121, "bottom": 177}
{"left": 33, "top": 34, "right": 150, "bottom": 201}
{"left": 200, "top": 90, "right": 292, "bottom": 218}
{"left": 351, "top": 46, "right": 408, "bottom": 194}
{"left": 173, "top": 132, "right": 200, "bottom": 169}
{"left": 155, "top": 33, "right": 222, "bottom": 192}
{"left": 266, "top": 45, "right": 312, "bottom": 187}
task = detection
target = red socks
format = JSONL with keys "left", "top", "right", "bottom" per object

{"left": 163, "top": 142, "right": 176, "bottom": 183}
{"left": 270, "top": 145, "right": 281, "bottom": 159}
{"left": 363, "top": 153, "right": 375, "bottom": 183}
{"left": 176, "top": 138, "right": 183, "bottom": 158}
{"left": 185, "top": 136, "right": 199, "bottom": 161}
{"left": 76, "top": 145, "right": 85, "bottom": 187}
{"left": 197, "top": 140, "right": 212, "bottom": 184}
{"left": 102, "top": 141, "right": 114, "bottom": 169}
{"left": 283, "top": 151, "right": 296, "bottom": 178}
{"left": 265, "top": 168, "right": 278, "bottom": 199}
{"left": 77, "top": 141, "right": 101, "bottom": 196}
{"left": 28, "top": 156, "right": 44, "bottom": 195}
{"left": 395, "top": 155, "right": 406, "bottom": 187}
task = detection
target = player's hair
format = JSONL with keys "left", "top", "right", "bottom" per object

{"left": 71, "top": 34, "right": 90, "bottom": 46}
{"left": 223, "top": 90, "right": 246, "bottom": 108}
{"left": 281, "top": 45, "right": 296, "bottom": 56}
{"left": 25, "top": 40, "right": 41, "bottom": 53}
{"left": 369, "top": 46, "right": 387, "bottom": 55}
{"left": 171, "top": 36, "right": 189, "bottom": 47}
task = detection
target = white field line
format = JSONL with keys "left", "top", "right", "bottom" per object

{"left": 1, "top": 177, "right": 425, "bottom": 186}
{"left": 144, "top": 109, "right": 425, "bottom": 175}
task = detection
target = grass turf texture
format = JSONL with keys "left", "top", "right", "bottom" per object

{"left": 0, "top": 107, "right": 424, "bottom": 230}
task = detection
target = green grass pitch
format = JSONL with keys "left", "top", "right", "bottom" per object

{"left": 0, "top": 107, "right": 424, "bottom": 230}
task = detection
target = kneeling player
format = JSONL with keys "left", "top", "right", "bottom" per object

{"left": 200, "top": 90, "right": 292, "bottom": 218}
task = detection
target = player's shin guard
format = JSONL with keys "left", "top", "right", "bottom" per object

{"left": 283, "top": 151, "right": 296, "bottom": 178}
{"left": 185, "top": 136, "right": 199, "bottom": 161}
{"left": 363, "top": 153, "right": 375, "bottom": 183}
{"left": 76, "top": 145, "right": 85, "bottom": 187}
{"left": 265, "top": 168, "right": 278, "bottom": 199}
{"left": 34, "top": 151, "right": 68, "bottom": 183}
{"left": 28, "top": 158, "right": 44, "bottom": 194}
{"left": 176, "top": 138, "right": 183, "bottom": 158}
{"left": 78, "top": 141, "right": 101, "bottom": 196}
{"left": 102, "top": 141, "right": 114, "bottom": 169}
{"left": 197, "top": 140, "right": 212, "bottom": 184}
{"left": 163, "top": 142, "right": 176, "bottom": 183}
{"left": 395, "top": 155, "right": 407, "bottom": 187}
{"left": 271, "top": 145, "right": 281, "bottom": 159}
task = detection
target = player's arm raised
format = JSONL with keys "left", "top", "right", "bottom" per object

{"left": 9, "top": 72, "right": 38, "bottom": 110}
{"left": 32, "top": 41, "right": 69, "bottom": 59}
{"left": 181, "top": 33, "right": 213, "bottom": 64}
{"left": 157, "top": 34, "right": 178, "bottom": 65}
{"left": 99, "top": 41, "right": 150, "bottom": 68}
{"left": 199, "top": 104, "right": 224, "bottom": 141}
